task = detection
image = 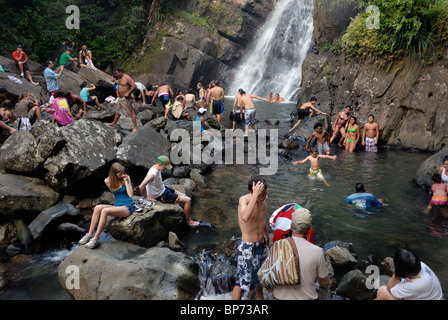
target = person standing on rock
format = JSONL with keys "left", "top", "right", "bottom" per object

{"left": 78, "top": 162, "right": 134, "bottom": 249}
{"left": 272, "top": 207, "right": 331, "bottom": 300}
{"left": 138, "top": 155, "right": 200, "bottom": 227}
{"left": 44, "top": 60, "right": 63, "bottom": 94}
{"left": 107, "top": 67, "right": 139, "bottom": 132}
{"left": 207, "top": 80, "right": 225, "bottom": 123}
{"left": 232, "top": 177, "right": 270, "bottom": 300}
{"left": 289, "top": 97, "right": 326, "bottom": 132}
{"left": 151, "top": 83, "right": 174, "bottom": 119}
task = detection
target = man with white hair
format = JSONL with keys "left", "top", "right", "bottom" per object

{"left": 272, "top": 207, "right": 331, "bottom": 300}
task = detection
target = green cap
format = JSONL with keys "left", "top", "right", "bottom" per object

{"left": 157, "top": 155, "right": 172, "bottom": 170}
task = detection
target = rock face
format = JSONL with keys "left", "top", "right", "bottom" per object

{"left": 127, "top": 0, "right": 276, "bottom": 92}
{"left": 414, "top": 145, "right": 448, "bottom": 187}
{"left": 58, "top": 242, "right": 201, "bottom": 300}
{"left": 295, "top": 0, "right": 448, "bottom": 152}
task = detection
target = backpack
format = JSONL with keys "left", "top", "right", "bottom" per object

{"left": 257, "top": 237, "right": 300, "bottom": 289}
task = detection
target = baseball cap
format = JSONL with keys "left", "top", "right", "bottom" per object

{"left": 292, "top": 207, "right": 312, "bottom": 226}
{"left": 157, "top": 155, "right": 172, "bottom": 170}
{"left": 198, "top": 107, "right": 207, "bottom": 113}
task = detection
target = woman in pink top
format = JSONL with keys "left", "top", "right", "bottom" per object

{"left": 44, "top": 90, "right": 74, "bottom": 126}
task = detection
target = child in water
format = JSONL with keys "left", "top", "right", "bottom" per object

{"left": 424, "top": 173, "right": 448, "bottom": 215}
{"left": 292, "top": 148, "right": 337, "bottom": 186}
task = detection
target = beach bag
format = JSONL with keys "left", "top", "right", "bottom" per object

{"left": 257, "top": 237, "right": 300, "bottom": 289}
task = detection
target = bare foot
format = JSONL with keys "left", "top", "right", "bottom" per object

{"left": 188, "top": 220, "right": 200, "bottom": 227}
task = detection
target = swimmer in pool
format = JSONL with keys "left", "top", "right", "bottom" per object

{"left": 292, "top": 148, "right": 337, "bottom": 187}
{"left": 424, "top": 173, "right": 448, "bottom": 215}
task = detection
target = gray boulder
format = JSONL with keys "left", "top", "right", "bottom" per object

{"left": 116, "top": 124, "right": 171, "bottom": 177}
{"left": 414, "top": 145, "right": 448, "bottom": 188}
{"left": 0, "top": 172, "right": 59, "bottom": 216}
{"left": 107, "top": 202, "right": 188, "bottom": 248}
{"left": 43, "top": 119, "right": 116, "bottom": 194}
{"left": 336, "top": 269, "right": 375, "bottom": 300}
{"left": 28, "top": 201, "right": 82, "bottom": 240}
{"left": 58, "top": 241, "right": 200, "bottom": 300}
{"left": 325, "top": 246, "right": 358, "bottom": 274}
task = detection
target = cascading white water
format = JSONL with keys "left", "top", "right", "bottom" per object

{"left": 228, "top": 0, "right": 314, "bottom": 102}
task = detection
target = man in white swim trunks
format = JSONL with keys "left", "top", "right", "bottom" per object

{"left": 362, "top": 114, "right": 380, "bottom": 152}
{"left": 239, "top": 89, "right": 267, "bottom": 136}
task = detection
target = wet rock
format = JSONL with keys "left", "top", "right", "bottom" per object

{"left": 325, "top": 246, "right": 357, "bottom": 274}
{"left": 381, "top": 256, "right": 395, "bottom": 276}
{"left": 190, "top": 168, "right": 206, "bottom": 188}
{"left": 0, "top": 172, "right": 59, "bottom": 216}
{"left": 414, "top": 145, "right": 448, "bottom": 188}
{"left": 58, "top": 241, "right": 200, "bottom": 300}
{"left": 336, "top": 269, "right": 375, "bottom": 300}
{"left": 28, "top": 202, "right": 82, "bottom": 241}
{"left": 168, "top": 231, "right": 185, "bottom": 251}
{"left": 179, "top": 178, "right": 198, "bottom": 191}
{"left": 278, "top": 139, "right": 299, "bottom": 150}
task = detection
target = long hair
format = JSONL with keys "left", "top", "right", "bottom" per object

{"left": 109, "top": 162, "right": 126, "bottom": 191}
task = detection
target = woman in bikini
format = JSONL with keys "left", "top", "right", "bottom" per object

{"left": 344, "top": 116, "right": 360, "bottom": 153}
{"left": 78, "top": 162, "right": 134, "bottom": 249}
{"left": 437, "top": 156, "right": 448, "bottom": 185}
{"left": 425, "top": 173, "right": 448, "bottom": 214}
{"left": 330, "top": 106, "right": 351, "bottom": 146}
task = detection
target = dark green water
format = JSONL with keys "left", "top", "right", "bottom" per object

{"left": 1, "top": 100, "right": 446, "bottom": 300}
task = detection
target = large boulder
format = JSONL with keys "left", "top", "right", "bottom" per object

{"left": 116, "top": 124, "right": 171, "bottom": 178}
{"left": 414, "top": 145, "right": 448, "bottom": 188}
{"left": 58, "top": 241, "right": 201, "bottom": 300}
{"left": 43, "top": 119, "right": 116, "bottom": 195}
{"left": 28, "top": 201, "right": 82, "bottom": 241}
{"left": 107, "top": 202, "right": 188, "bottom": 248}
{"left": 0, "top": 172, "right": 59, "bottom": 216}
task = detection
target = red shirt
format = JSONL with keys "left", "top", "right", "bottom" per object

{"left": 12, "top": 50, "right": 27, "bottom": 64}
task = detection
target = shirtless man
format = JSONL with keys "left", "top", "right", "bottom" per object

{"left": 239, "top": 89, "right": 268, "bottom": 136}
{"left": 362, "top": 114, "right": 380, "bottom": 152}
{"left": 207, "top": 80, "right": 225, "bottom": 123}
{"left": 152, "top": 83, "right": 174, "bottom": 119}
{"left": 266, "top": 92, "right": 274, "bottom": 102}
{"left": 274, "top": 93, "right": 285, "bottom": 103}
{"left": 232, "top": 177, "right": 270, "bottom": 300}
{"left": 232, "top": 89, "right": 244, "bottom": 131}
{"left": 292, "top": 148, "right": 337, "bottom": 187}
{"left": 305, "top": 122, "right": 331, "bottom": 155}
{"left": 64, "top": 91, "right": 87, "bottom": 120}
{"left": 107, "top": 67, "right": 138, "bottom": 132}
{"left": 289, "top": 97, "right": 326, "bottom": 132}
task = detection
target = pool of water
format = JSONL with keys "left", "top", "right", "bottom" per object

{"left": 1, "top": 100, "right": 446, "bottom": 300}
{"left": 187, "top": 99, "right": 448, "bottom": 299}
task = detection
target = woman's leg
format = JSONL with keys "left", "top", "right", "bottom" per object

{"left": 93, "top": 206, "right": 130, "bottom": 239}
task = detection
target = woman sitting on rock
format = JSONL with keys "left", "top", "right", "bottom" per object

{"left": 78, "top": 162, "right": 134, "bottom": 249}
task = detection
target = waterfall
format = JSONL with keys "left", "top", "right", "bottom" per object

{"left": 228, "top": 0, "right": 314, "bottom": 102}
